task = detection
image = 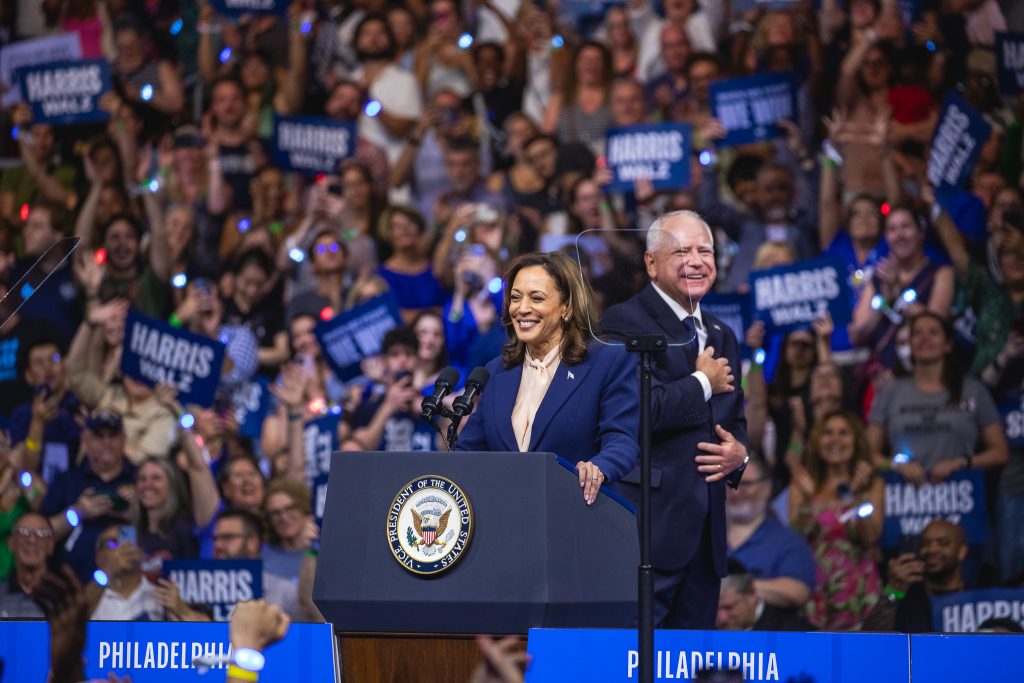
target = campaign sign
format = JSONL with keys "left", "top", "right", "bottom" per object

{"left": 749, "top": 257, "right": 851, "bottom": 335}
{"left": 314, "top": 293, "right": 402, "bottom": 381}
{"left": 232, "top": 376, "right": 270, "bottom": 439}
{"left": 0, "top": 32, "right": 82, "bottom": 106}
{"left": 16, "top": 59, "right": 111, "bottom": 125}
{"left": 931, "top": 589, "right": 1024, "bottom": 633}
{"left": 525, "top": 629, "right": 909, "bottom": 683}
{"left": 121, "top": 310, "right": 226, "bottom": 407}
{"left": 604, "top": 123, "right": 692, "bottom": 191}
{"left": 709, "top": 72, "right": 797, "bottom": 147}
{"left": 700, "top": 292, "right": 753, "bottom": 355}
{"left": 0, "top": 621, "right": 335, "bottom": 682}
{"left": 999, "top": 392, "right": 1024, "bottom": 446}
{"left": 313, "top": 471, "right": 329, "bottom": 529}
{"left": 304, "top": 412, "right": 340, "bottom": 485}
{"left": 881, "top": 469, "right": 988, "bottom": 547}
{"left": 209, "top": 0, "right": 288, "bottom": 17}
{"left": 926, "top": 92, "right": 991, "bottom": 192}
{"left": 996, "top": 33, "right": 1024, "bottom": 94}
{"left": 272, "top": 115, "right": 356, "bottom": 174}
{"left": 162, "top": 559, "right": 262, "bottom": 622}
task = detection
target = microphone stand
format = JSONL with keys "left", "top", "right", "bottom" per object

{"left": 624, "top": 334, "right": 666, "bottom": 683}
{"left": 420, "top": 406, "right": 458, "bottom": 451}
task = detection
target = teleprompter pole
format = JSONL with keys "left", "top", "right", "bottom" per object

{"left": 625, "top": 334, "right": 666, "bottom": 683}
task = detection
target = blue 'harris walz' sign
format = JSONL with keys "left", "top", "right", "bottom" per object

{"left": 882, "top": 469, "right": 988, "bottom": 547}
{"left": 272, "top": 115, "right": 356, "bottom": 174}
{"left": 314, "top": 293, "right": 402, "bottom": 381}
{"left": 603, "top": 123, "right": 691, "bottom": 191}
{"left": 996, "top": 32, "right": 1024, "bottom": 94}
{"left": 209, "top": 0, "right": 288, "bottom": 17}
{"left": 709, "top": 72, "right": 797, "bottom": 146}
{"left": 932, "top": 588, "right": 1024, "bottom": 633}
{"left": 162, "top": 559, "right": 262, "bottom": 622}
{"left": 16, "top": 59, "right": 111, "bottom": 125}
{"left": 121, "top": 310, "right": 226, "bottom": 407}
{"left": 749, "top": 256, "right": 852, "bottom": 335}
{"left": 926, "top": 92, "right": 991, "bottom": 192}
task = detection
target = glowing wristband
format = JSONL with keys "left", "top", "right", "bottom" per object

{"left": 168, "top": 313, "right": 183, "bottom": 328}
{"left": 66, "top": 507, "right": 81, "bottom": 528}
{"left": 233, "top": 648, "right": 265, "bottom": 672}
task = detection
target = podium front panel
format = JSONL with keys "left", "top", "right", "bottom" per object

{"left": 313, "top": 451, "right": 638, "bottom": 634}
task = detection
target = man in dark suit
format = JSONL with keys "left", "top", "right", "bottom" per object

{"left": 716, "top": 560, "right": 814, "bottom": 632}
{"left": 601, "top": 209, "right": 748, "bottom": 629}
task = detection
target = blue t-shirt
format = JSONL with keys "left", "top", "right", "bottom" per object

{"left": 728, "top": 514, "right": 816, "bottom": 590}
{"left": 824, "top": 232, "right": 887, "bottom": 352}
{"left": 378, "top": 265, "right": 447, "bottom": 312}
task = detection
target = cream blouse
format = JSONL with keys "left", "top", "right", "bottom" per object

{"left": 511, "top": 345, "right": 561, "bottom": 452}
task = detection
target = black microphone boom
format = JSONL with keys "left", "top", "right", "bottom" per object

{"left": 451, "top": 366, "right": 490, "bottom": 419}
{"left": 420, "top": 366, "right": 461, "bottom": 421}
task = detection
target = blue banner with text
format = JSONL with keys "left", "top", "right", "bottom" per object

{"left": 881, "top": 469, "right": 988, "bottom": 547}
{"left": 525, "top": 629, "right": 909, "bottom": 683}
{"left": 931, "top": 588, "right": 1024, "bottom": 633}
{"left": 162, "top": 559, "right": 262, "bottom": 622}
{"left": 0, "top": 621, "right": 334, "bottom": 682}
{"left": 709, "top": 73, "right": 797, "bottom": 147}
{"left": 16, "top": 58, "right": 111, "bottom": 125}
{"left": 314, "top": 293, "right": 402, "bottom": 381}
{"left": 926, "top": 92, "right": 991, "bottom": 192}
{"left": 121, "top": 310, "right": 226, "bottom": 407}
{"left": 604, "top": 124, "right": 692, "bottom": 191}
{"left": 749, "top": 257, "right": 852, "bottom": 335}
{"left": 272, "top": 115, "right": 356, "bottom": 174}
{"left": 996, "top": 32, "right": 1024, "bottom": 94}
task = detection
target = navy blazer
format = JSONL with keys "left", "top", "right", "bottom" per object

{"left": 455, "top": 343, "right": 640, "bottom": 484}
{"left": 601, "top": 284, "right": 748, "bottom": 575}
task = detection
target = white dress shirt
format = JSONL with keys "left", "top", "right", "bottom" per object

{"left": 651, "top": 283, "right": 713, "bottom": 402}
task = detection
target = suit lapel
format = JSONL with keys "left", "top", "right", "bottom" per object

{"left": 528, "top": 360, "right": 592, "bottom": 451}
{"left": 491, "top": 363, "right": 523, "bottom": 451}
{"left": 640, "top": 285, "right": 686, "bottom": 341}
{"left": 703, "top": 310, "right": 726, "bottom": 359}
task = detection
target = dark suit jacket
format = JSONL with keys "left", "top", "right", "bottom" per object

{"left": 601, "top": 284, "right": 747, "bottom": 575}
{"left": 454, "top": 343, "right": 640, "bottom": 484}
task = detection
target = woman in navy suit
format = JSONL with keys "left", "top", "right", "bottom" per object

{"left": 455, "top": 251, "right": 639, "bottom": 504}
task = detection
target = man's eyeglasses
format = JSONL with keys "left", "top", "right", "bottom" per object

{"left": 14, "top": 527, "right": 52, "bottom": 539}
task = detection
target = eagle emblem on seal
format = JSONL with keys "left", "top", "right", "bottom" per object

{"left": 411, "top": 508, "right": 451, "bottom": 547}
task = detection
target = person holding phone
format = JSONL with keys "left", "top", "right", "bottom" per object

{"left": 39, "top": 410, "right": 137, "bottom": 582}
{"left": 345, "top": 327, "right": 440, "bottom": 452}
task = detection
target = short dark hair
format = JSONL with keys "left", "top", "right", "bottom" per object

{"left": 99, "top": 213, "right": 144, "bottom": 243}
{"left": 232, "top": 247, "right": 274, "bottom": 277}
{"left": 27, "top": 199, "right": 70, "bottom": 232}
{"left": 216, "top": 508, "right": 265, "bottom": 543}
{"left": 210, "top": 75, "right": 245, "bottom": 98}
{"left": 686, "top": 51, "right": 720, "bottom": 74}
{"left": 523, "top": 133, "right": 559, "bottom": 152}
{"left": 382, "top": 326, "right": 419, "bottom": 355}
{"left": 17, "top": 335, "right": 63, "bottom": 379}
{"left": 726, "top": 155, "right": 763, "bottom": 191}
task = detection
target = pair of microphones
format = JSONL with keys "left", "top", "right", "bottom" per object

{"left": 420, "top": 366, "right": 490, "bottom": 425}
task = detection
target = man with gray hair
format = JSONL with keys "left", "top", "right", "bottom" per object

{"left": 602, "top": 209, "right": 749, "bottom": 629}
{"left": 716, "top": 560, "right": 813, "bottom": 631}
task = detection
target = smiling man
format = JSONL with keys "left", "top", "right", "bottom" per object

{"left": 601, "top": 209, "right": 748, "bottom": 629}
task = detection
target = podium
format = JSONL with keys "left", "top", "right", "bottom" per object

{"left": 313, "top": 451, "right": 639, "bottom": 683}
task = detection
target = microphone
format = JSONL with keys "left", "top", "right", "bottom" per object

{"left": 451, "top": 366, "right": 490, "bottom": 419}
{"left": 420, "top": 367, "right": 460, "bottom": 421}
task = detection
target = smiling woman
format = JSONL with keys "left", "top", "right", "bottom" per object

{"left": 455, "top": 252, "right": 639, "bottom": 505}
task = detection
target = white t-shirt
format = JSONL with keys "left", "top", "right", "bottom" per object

{"left": 91, "top": 579, "right": 163, "bottom": 622}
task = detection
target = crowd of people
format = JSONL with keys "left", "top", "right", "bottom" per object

{"left": 0, "top": 0, "right": 1021, "bottom": 637}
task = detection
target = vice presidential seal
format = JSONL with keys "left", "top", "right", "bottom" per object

{"left": 387, "top": 475, "right": 473, "bottom": 575}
